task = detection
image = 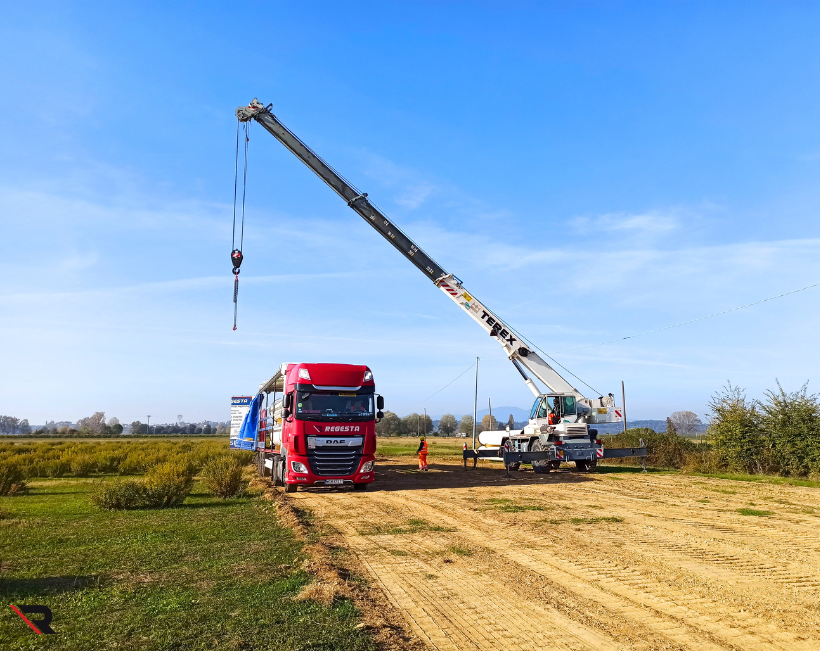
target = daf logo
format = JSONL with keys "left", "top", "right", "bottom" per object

{"left": 327, "top": 439, "right": 344, "bottom": 445}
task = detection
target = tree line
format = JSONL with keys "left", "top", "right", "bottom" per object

{"left": 375, "top": 411, "right": 517, "bottom": 437}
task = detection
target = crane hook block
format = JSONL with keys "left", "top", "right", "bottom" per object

{"left": 231, "top": 249, "right": 243, "bottom": 274}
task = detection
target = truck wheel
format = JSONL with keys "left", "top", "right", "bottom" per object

{"left": 502, "top": 440, "right": 520, "bottom": 472}
{"left": 273, "top": 457, "right": 284, "bottom": 487}
{"left": 575, "top": 460, "right": 589, "bottom": 472}
{"left": 531, "top": 440, "right": 549, "bottom": 474}
{"left": 285, "top": 483, "right": 298, "bottom": 493}
{"left": 587, "top": 460, "right": 598, "bottom": 472}
{"left": 353, "top": 483, "right": 368, "bottom": 491}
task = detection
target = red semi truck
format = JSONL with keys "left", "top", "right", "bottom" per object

{"left": 253, "top": 363, "right": 383, "bottom": 492}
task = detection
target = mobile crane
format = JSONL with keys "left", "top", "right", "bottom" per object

{"left": 236, "top": 99, "right": 645, "bottom": 473}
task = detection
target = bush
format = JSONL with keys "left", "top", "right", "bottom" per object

{"left": 759, "top": 382, "right": 820, "bottom": 476}
{"left": 95, "top": 451, "right": 125, "bottom": 473}
{"left": 118, "top": 453, "right": 146, "bottom": 475}
{"left": 142, "top": 460, "right": 194, "bottom": 507}
{"left": 202, "top": 456, "right": 245, "bottom": 498}
{"left": 90, "top": 479, "right": 145, "bottom": 510}
{"left": 70, "top": 454, "right": 96, "bottom": 477}
{"left": 0, "top": 459, "right": 27, "bottom": 495}
{"left": 40, "top": 458, "right": 70, "bottom": 478}
{"left": 708, "top": 384, "right": 769, "bottom": 474}
{"left": 602, "top": 428, "right": 696, "bottom": 469}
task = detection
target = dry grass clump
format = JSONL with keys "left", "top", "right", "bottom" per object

{"left": 201, "top": 455, "right": 245, "bottom": 498}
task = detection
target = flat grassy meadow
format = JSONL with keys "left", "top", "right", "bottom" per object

{"left": 1, "top": 441, "right": 373, "bottom": 651}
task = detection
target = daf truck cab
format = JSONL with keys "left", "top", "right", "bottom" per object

{"left": 256, "top": 363, "right": 383, "bottom": 492}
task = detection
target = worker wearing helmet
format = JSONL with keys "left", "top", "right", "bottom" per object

{"left": 417, "top": 435, "right": 428, "bottom": 471}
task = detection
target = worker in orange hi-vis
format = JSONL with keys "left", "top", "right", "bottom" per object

{"left": 417, "top": 435, "right": 428, "bottom": 471}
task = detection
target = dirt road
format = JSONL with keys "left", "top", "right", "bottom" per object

{"left": 293, "top": 460, "right": 820, "bottom": 651}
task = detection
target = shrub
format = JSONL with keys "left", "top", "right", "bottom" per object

{"left": 602, "top": 428, "right": 696, "bottom": 469}
{"left": 70, "top": 454, "right": 97, "bottom": 477}
{"left": 90, "top": 479, "right": 145, "bottom": 510}
{"left": 202, "top": 456, "right": 245, "bottom": 498}
{"left": 142, "top": 460, "right": 194, "bottom": 508}
{"left": 708, "top": 384, "right": 770, "bottom": 474}
{"left": 40, "top": 458, "right": 70, "bottom": 478}
{"left": 759, "top": 382, "right": 820, "bottom": 477}
{"left": 95, "top": 451, "right": 125, "bottom": 473}
{"left": 118, "top": 453, "right": 146, "bottom": 475}
{"left": 0, "top": 459, "right": 28, "bottom": 495}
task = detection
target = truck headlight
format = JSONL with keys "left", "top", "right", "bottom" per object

{"left": 360, "top": 460, "right": 374, "bottom": 472}
{"left": 290, "top": 461, "right": 308, "bottom": 473}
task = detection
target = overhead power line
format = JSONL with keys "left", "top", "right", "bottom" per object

{"left": 554, "top": 280, "right": 820, "bottom": 354}
{"left": 419, "top": 361, "right": 477, "bottom": 407}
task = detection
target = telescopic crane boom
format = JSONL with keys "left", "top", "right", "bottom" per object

{"left": 237, "top": 99, "right": 619, "bottom": 426}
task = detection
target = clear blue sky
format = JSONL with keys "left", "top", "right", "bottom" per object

{"left": 2, "top": 2, "right": 819, "bottom": 425}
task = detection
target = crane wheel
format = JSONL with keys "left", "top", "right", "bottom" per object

{"left": 285, "top": 483, "right": 298, "bottom": 493}
{"left": 531, "top": 440, "right": 549, "bottom": 474}
{"left": 575, "top": 460, "right": 589, "bottom": 472}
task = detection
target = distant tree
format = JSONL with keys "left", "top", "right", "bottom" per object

{"left": 458, "top": 415, "right": 474, "bottom": 435}
{"left": 18, "top": 419, "right": 31, "bottom": 435}
{"left": 669, "top": 411, "right": 703, "bottom": 435}
{"left": 375, "top": 411, "right": 403, "bottom": 436}
{"left": 216, "top": 423, "right": 227, "bottom": 435}
{"left": 481, "top": 414, "right": 498, "bottom": 431}
{"left": 111, "top": 423, "right": 124, "bottom": 435}
{"left": 77, "top": 412, "right": 106, "bottom": 434}
{"left": 187, "top": 424, "right": 196, "bottom": 435}
{"left": 506, "top": 414, "right": 515, "bottom": 429}
{"left": 666, "top": 417, "right": 676, "bottom": 435}
{"left": 154, "top": 425, "right": 165, "bottom": 435}
{"left": 195, "top": 426, "right": 203, "bottom": 434}
{"left": 130, "top": 421, "right": 142, "bottom": 435}
{"left": 438, "top": 414, "right": 457, "bottom": 436}
{"left": 0, "top": 416, "right": 20, "bottom": 434}
{"left": 401, "top": 413, "right": 433, "bottom": 437}
{"left": 139, "top": 423, "right": 149, "bottom": 435}
{"left": 203, "top": 424, "right": 213, "bottom": 435}
{"left": 107, "top": 417, "right": 120, "bottom": 427}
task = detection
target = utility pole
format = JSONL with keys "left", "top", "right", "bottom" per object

{"left": 423, "top": 408, "right": 427, "bottom": 436}
{"left": 472, "top": 357, "right": 479, "bottom": 451}
{"left": 488, "top": 397, "right": 492, "bottom": 429}
{"left": 147, "top": 415, "right": 151, "bottom": 432}
{"left": 621, "top": 381, "right": 627, "bottom": 433}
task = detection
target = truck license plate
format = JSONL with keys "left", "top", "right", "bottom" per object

{"left": 325, "top": 479, "right": 344, "bottom": 485}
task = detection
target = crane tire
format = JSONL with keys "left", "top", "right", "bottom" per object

{"left": 575, "top": 460, "right": 588, "bottom": 472}
{"left": 285, "top": 483, "right": 298, "bottom": 493}
{"left": 531, "top": 440, "right": 549, "bottom": 474}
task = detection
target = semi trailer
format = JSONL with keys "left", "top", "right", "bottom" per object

{"left": 245, "top": 362, "right": 383, "bottom": 492}
{"left": 235, "top": 98, "right": 645, "bottom": 473}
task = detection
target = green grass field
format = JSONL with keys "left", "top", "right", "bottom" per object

{"left": 376, "top": 436, "right": 468, "bottom": 458}
{"left": 1, "top": 477, "right": 373, "bottom": 651}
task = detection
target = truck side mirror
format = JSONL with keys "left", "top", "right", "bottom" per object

{"left": 376, "top": 411, "right": 384, "bottom": 422}
{"left": 283, "top": 393, "right": 292, "bottom": 409}
{"left": 376, "top": 395, "right": 384, "bottom": 410}
{"left": 282, "top": 408, "right": 291, "bottom": 419}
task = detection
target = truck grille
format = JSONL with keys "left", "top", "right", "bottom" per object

{"left": 308, "top": 447, "right": 362, "bottom": 477}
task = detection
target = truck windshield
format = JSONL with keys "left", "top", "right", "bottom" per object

{"left": 295, "top": 391, "right": 374, "bottom": 421}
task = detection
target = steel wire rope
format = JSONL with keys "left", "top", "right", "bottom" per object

{"left": 551, "top": 280, "right": 820, "bottom": 354}
{"left": 231, "top": 120, "right": 240, "bottom": 251}
{"left": 417, "top": 360, "right": 477, "bottom": 407}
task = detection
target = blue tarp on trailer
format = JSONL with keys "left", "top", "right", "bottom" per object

{"left": 234, "top": 394, "right": 262, "bottom": 450}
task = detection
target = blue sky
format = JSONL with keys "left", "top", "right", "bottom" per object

{"left": 2, "top": 1, "right": 819, "bottom": 425}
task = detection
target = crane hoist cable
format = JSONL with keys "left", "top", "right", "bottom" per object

{"left": 230, "top": 120, "right": 250, "bottom": 330}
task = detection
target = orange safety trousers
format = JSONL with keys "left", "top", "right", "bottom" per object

{"left": 418, "top": 453, "right": 428, "bottom": 470}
